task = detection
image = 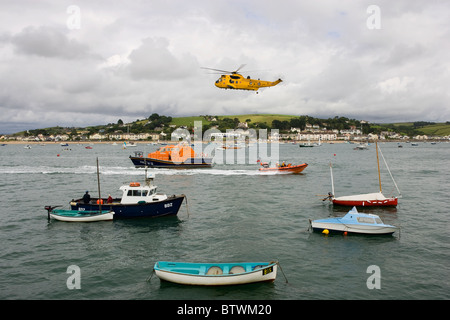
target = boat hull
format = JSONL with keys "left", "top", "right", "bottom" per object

{"left": 130, "top": 156, "right": 213, "bottom": 168}
{"left": 310, "top": 221, "right": 397, "bottom": 235}
{"left": 70, "top": 195, "right": 185, "bottom": 219}
{"left": 310, "top": 207, "right": 398, "bottom": 235}
{"left": 259, "top": 163, "right": 308, "bottom": 174}
{"left": 49, "top": 209, "right": 114, "bottom": 222}
{"left": 332, "top": 198, "right": 398, "bottom": 207}
{"left": 153, "top": 261, "right": 277, "bottom": 286}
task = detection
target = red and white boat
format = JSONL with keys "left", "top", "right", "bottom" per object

{"left": 258, "top": 161, "right": 308, "bottom": 174}
{"left": 325, "top": 142, "right": 400, "bottom": 207}
{"left": 331, "top": 192, "right": 398, "bottom": 207}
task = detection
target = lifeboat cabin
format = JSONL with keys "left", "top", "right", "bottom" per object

{"left": 129, "top": 144, "right": 213, "bottom": 168}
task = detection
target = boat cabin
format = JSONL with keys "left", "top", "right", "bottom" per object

{"left": 355, "top": 215, "right": 383, "bottom": 224}
{"left": 119, "top": 182, "right": 167, "bottom": 204}
{"left": 344, "top": 211, "right": 385, "bottom": 225}
{"left": 146, "top": 144, "right": 198, "bottom": 162}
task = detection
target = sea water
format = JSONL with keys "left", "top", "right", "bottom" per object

{"left": 0, "top": 142, "right": 449, "bottom": 300}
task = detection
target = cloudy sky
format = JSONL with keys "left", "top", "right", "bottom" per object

{"left": 1, "top": 0, "right": 449, "bottom": 133}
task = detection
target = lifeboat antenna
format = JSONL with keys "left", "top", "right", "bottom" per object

{"left": 144, "top": 164, "right": 154, "bottom": 186}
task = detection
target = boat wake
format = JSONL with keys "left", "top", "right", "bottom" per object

{"left": 0, "top": 165, "right": 285, "bottom": 176}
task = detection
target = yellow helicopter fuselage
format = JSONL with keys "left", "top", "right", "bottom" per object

{"left": 215, "top": 74, "right": 282, "bottom": 91}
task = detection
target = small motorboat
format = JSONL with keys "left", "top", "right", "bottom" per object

{"left": 152, "top": 261, "right": 278, "bottom": 286}
{"left": 299, "top": 137, "right": 321, "bottom": 147}
{"left": 44, "top": 206, "right": 114, "bottom": 222}
{"left": 216, "top": 143, "right": 243, "bottom": 150}
{"left": 69, "top": 158, "right": 186, "bottom": 219}
{"left": 70, "top": 172, "right": 185, "bottom": 219}
{"left": 353, "top": 143, "right": 369, "bottom": 150}
{"left": 310, "top": 206, "right": 398, "bottom": 235}
{"left": 299, "top": 142, "right": 316, "bottom": 147}
{"left": 258, "top": 161, "right": 308, "bottom": 174}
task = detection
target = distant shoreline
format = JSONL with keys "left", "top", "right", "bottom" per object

{"left": 1, "top": 139, "right": 445, "bottom": 145}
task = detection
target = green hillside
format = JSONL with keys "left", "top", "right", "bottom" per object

{"left": 415, "top": 123, "right": 450, "bottom": 136}
{"left": 170, "top": 114, "right": 298, "bottom": 127}
{"left": 378, "top": 121, "right": 450, "bottom": 136}
{"left": 169, "top": 116, "right": 213, "bottom": 127}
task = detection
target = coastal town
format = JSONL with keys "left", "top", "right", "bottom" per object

{"left": 1, "top": 114, "right": 449, "bottom": 144}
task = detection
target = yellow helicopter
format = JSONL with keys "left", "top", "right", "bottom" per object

{"left": 202, "top": 64, "right": 282, "bottom": 92}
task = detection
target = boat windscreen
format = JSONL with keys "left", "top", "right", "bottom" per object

{"left": 357, "top": 217, "right": 375, "bottom": 224}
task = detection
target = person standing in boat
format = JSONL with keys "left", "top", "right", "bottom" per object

{"left": 82, "top": 191, "right": 91, "bottom": 204}
{"left": 107, "top": 194, "right": 113, "bottom": 204}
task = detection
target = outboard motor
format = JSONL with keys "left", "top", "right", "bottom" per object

{"left": 44, "top": 205, "right": 61, "bottom": 220}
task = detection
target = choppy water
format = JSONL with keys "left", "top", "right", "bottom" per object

{"left": 0, "top": 141, "right": 449, "bottom": 300}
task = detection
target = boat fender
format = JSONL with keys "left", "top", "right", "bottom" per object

{"left": 322, "top": 229, "right": 329, "bottom": 235}
{"left": 97, "top": 199, "right": 104, "bottom": 204}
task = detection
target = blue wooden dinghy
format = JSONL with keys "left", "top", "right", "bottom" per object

{"left": 310, "top": 206, "right": 398, "bottom": 235}
{"left": 153, "top": 261, "right": 278, "bottom": 286}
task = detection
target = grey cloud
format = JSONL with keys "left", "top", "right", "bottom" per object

{"left": 10, "top": 25, "right": 93, "bottom": 60}
{"left": 126, "top": 37, "right": 198, "bottom": 81}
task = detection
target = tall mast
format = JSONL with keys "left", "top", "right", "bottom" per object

{"left": 375, "top": 141, "right": 382, "bottom": 193}
{"left": 97, "top": 157, "right": 102, "bottom": 211}
{"left": 330, "top": 162, "right": 335, "bottom": 196}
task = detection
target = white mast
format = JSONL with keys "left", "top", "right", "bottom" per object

{"left": 330, "top": 162, "right": 335, "bottom": 197}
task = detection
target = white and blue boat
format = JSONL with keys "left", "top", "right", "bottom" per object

{"left": 45, "top": 207, "right": 114, "bottom": 222}
{"left": 70, "top": 173, "right": 185, "bottom": 219}
{"left": 153, "top": 261, "right": 278, "bottom": 286}
{"left": 310, "top": 207, "right": 398, "bottom": 235}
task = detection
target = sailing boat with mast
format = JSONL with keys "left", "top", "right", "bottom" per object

{"left": 325, "top": 142, "right": 401, "bottom": 207}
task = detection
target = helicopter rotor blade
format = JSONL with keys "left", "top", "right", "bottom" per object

{"left": 234, "top": 64, "right": 246, "bottom": 73}
{"left": 201, "top": 67, "right": 233, "bottom": 74}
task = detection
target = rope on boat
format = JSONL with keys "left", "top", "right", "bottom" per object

{"left": 146, "top": 268, "right": 155, "bottom": 282}
{"left": 183, "top": 194, "right": 189, "bottom": 217}
{"left": 377, "top": 145, "right": 401, "bottom": 197}
{"left": 273, "top": 261, "right": 288, "bottom": 284}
